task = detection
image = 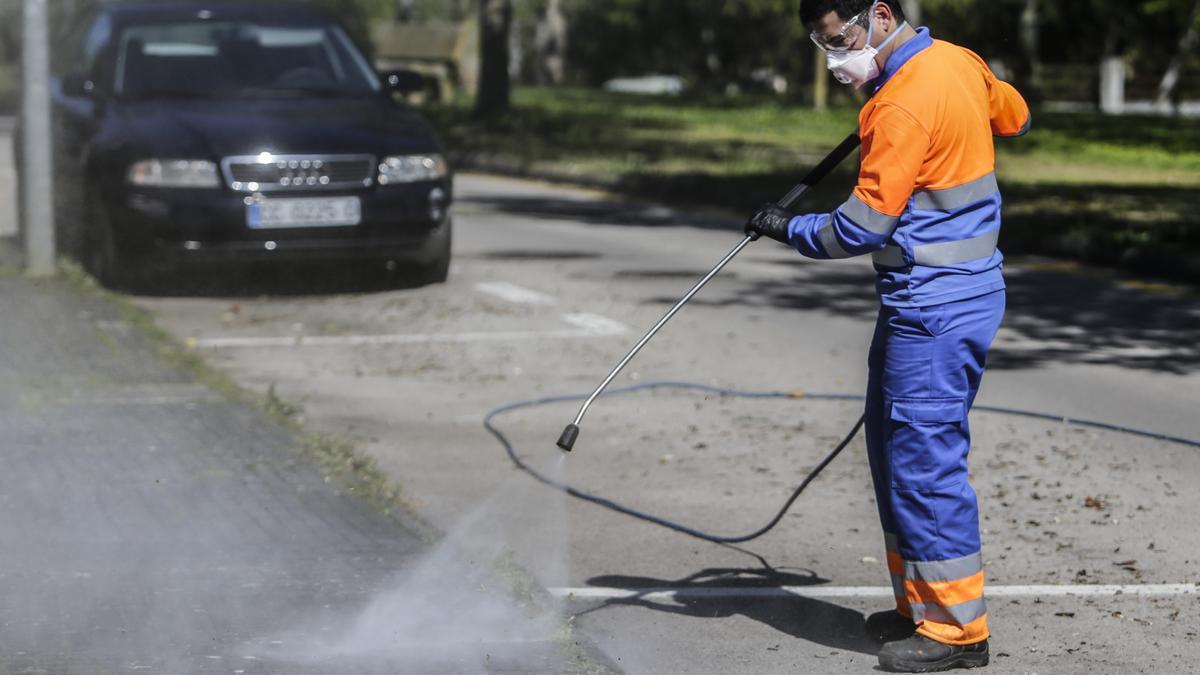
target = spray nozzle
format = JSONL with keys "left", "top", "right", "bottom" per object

{"left": 556, "top": 424, "right": 579, "bottom": 452}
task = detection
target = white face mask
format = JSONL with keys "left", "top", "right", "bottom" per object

{"left": 826, "top": 4, "right": 908, "bottom": 88}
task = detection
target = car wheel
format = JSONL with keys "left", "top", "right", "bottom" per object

{"left": 83, "top": 194, "right": 138, "bottom": 292}
{"left": 55, "top": 194, "right": 87, "bottom": 263}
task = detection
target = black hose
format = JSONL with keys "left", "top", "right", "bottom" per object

{"left": 484, "top": 382, "right": 1199, "bottom": 545}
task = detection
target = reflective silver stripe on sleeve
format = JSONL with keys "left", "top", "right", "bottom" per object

{"left": 909, "top": 597, "right": 988, "bottom": 627}
{"left": 873, "top": 246, "right": 907, "bottom": 268}
{"left": 817, "top": 219, "right": 853, "bottom": 259}
{"left": 903, "top": 552, "right": 983, "bottom": 583}
{"left": 912, "top": 229, "right": 1000, "bottom": 266}
{"left": 839, "top": 194, "right": 900, "bottom": 235}
{"left": 912, "top": 172, "right": 999, "bottom": 211}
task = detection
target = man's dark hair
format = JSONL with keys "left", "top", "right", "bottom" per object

{"left": 799, "top": 0, "right": 905, "bottom": 25}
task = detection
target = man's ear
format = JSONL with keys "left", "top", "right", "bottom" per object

{"left": 873, "top": 2, "right": 898, "bottom": 33}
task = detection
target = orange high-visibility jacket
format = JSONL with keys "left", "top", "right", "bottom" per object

{"left": 788, "top": 28, "right": 1031, "bottom": 307}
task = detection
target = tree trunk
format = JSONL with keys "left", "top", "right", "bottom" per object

{"left": 901, "top": 0, "right": 921, "bottom": 26}
{"left": 1018, "top": 0, "right": 1042, "bottom": 99}
{"left": 395, "top": 0, "right": 413, "bottom": 23}
{"left": 535, "top": 0, "right": 567, "bottom": 85}
{"left": 1155, "top": 0, "right": 1200, "bottom": 111}
{"left": 446, "top": 0, "right": 469, "bottom": 23}
{"left": 475, "top": 0, "right": 512, "bottom": 117}
{"left": 812, "top": 45, "right": 828, "bottom": 110}
{"left": 700, "top": 26, "right": 722, "bottom": 90}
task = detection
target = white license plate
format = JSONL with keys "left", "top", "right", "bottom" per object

{"left": 246, "top": 196, "right": 361, "bottom": 229}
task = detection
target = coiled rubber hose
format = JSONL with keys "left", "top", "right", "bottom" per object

{"left": 483, "top": 381, "right": 1199, "bottom": 545}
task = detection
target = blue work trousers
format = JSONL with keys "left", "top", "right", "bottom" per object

{"left": 864, "top": 290, "right": 1005, "bottom": 645}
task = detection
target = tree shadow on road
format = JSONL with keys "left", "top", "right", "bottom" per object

{"left": 637, "top": 255, "right": 1200, "bottom": 375}
{"left": 576, "top": 566, "right": 878, "bottom": 657}
{"left": 455, "top": 166, "right": 855, "bottom": 232}
{"left": 462, "top": 189, "right": 1200, "bottom": 374}
{"left": 457, "top": 193, "right": 744, "bottom": 230}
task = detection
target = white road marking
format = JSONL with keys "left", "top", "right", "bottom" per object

{"left": 560, "top": 313, "right": 629, "bottom": 335}
{"left": 188, "top": 313, "right": 628, "bottom": 349}
{"left": 476, "top": 281, "right": 557, "bottom": 305}
{"left": 550, "top": 583, "right": 1197, "bottom": 601}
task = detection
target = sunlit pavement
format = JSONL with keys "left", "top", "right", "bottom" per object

{"left": 0, "top": 264, "right": 615, "bottom": 673}
{"left": 127, "top": 172, "right": 1200, "bottom": 673}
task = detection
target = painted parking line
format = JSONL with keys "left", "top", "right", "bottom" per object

{"left": 476, "top": 281, "right": 557, "bottom": 305}
{"left": 550, "top": 583, "right": 1198, "bottom": 601}
{"left": 187, "top": 312, "right": 628, "bottom": 349}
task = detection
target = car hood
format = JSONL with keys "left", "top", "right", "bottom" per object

{"left": 108, "top": 96, "right": 441, "bottom": 159}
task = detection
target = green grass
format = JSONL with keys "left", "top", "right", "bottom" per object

{"left": 432, "top": 88, "right": 1200, "bottom": 184}
{"left": 432, "top": 89, "right": 860, "bottom": 185}
{"left": 998, "top": 111, "right": 1200, "bottom": 184}
{"left": 427, "top": 87, "right": 1200, "bottom": 282}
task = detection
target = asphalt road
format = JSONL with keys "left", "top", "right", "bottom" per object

{"left": 138, "top": 173, "right": 1200, "bottom": 674}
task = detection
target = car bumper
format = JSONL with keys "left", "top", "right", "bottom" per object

{"left": 109, "top": 181, "right": 450, "bottom": 267}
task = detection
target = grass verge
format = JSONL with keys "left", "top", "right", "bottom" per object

{"left": 427, "top": 87, "right": 1200, "bottom": 284}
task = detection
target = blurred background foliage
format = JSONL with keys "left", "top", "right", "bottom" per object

{"left": 1, "top": 0, "right": 1197, "bottom": 102}
{"left": 1, "top": 0, "right": 1198, "bottom": 281}
{"left": 326, "top": 0, "right": 1200, "bottom": 101}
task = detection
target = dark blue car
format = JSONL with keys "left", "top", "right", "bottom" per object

{"left": 44, "top": 1, "right": 451, "bottom": 289}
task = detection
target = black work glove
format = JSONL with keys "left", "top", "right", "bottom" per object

{"left": 744, "top": 203, "right": 794, "bottom": 244}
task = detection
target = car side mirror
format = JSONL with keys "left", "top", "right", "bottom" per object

{"left": 61, "top": 73, "right": 96, "bottom": 98}
{"left": 382, "top": 69, "right": 425, "bottom": 96}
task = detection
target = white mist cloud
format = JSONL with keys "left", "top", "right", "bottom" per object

{"left": 259, "top": 455, "right": 573, "bottom": 674}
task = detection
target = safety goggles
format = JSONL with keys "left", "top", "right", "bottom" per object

{"left": 809, "top": 6, "right": 872, "bottom": 52}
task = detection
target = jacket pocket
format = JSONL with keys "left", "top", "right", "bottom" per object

{"left": 917, "top": 303, "right": 948, "bottom": 337}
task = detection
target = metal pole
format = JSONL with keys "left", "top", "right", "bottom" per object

{"left": 568, "top": 234, "right": 756, "bottom": 429}
{"left": 557, "top": 132, "right": 861, "bottom": 451}
{"left": 21, "top": 0, "right": 56, "bottom": 277}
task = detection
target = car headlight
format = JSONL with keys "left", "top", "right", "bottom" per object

{"left": 127, "top": 159, "right": 220, "bottom": 188}
{"left": 378, "top": 154, "right": 447, "bottom": 185}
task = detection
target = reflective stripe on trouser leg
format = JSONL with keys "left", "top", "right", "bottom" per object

{"left": 883, "top": 533, "right": 911, "bottom": 617}
{"left": 864, "top": 291, "right": 1005, "bottom": 646}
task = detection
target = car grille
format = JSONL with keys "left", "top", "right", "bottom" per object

{"left": 221, "top": 154, "right": 375, "bottom": 193}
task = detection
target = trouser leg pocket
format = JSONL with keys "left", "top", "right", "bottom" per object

{"left": 884, "top": 396, "right": 989, "bottom": 644}
{"left": 887, "top": 397, "right": 968, "bottom": 490}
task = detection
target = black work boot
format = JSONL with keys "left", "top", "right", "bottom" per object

{"left": 878, "top": 634, "right": 989, "bottom": 672}
{"left": 864, "top": 609, "right": 917, "bottom": 643}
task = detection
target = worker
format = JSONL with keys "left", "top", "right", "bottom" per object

{"left": 744, "top": 1, "right": 1030, "bottom": 671}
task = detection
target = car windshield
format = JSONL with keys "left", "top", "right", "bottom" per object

{"left": 113, "top": 19, "right": 380, "bottom": 100}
